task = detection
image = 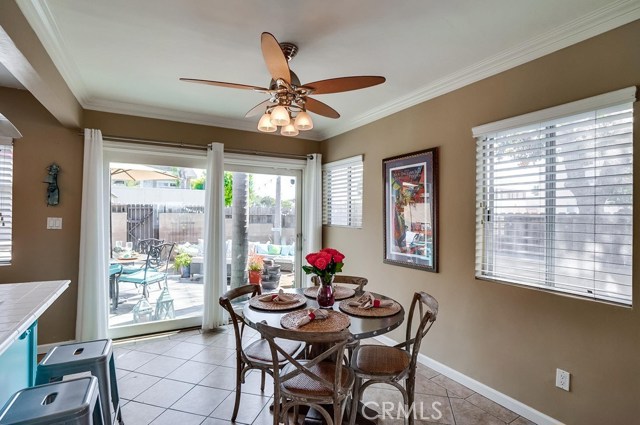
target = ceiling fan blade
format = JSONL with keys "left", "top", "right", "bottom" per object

{"left": 305, "top": 97, "right": 340, "bottom": 119}
{"left": 261, "top": 32, "right": 291, "bottom": 84}
{"left": 180, "top": 78, "right": 270, "bottom": 92}
{"left": 245, "top": 99, "right": 274, "bottom": 118}
{"left": 304, "top": 76, "right": 386, "bottom": 95}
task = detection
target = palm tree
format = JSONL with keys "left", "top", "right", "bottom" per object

{"left": 230, "top": 172, "right": 249, "bottom": 288}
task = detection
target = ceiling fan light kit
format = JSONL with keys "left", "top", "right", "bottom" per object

{"left": 180, "top": 32, "right": 385, "bottom": 138}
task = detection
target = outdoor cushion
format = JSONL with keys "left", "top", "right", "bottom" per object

{"left": 256, "top": 243, "right": 269, "bottom": 255}
{"left": 280, "top": 245, "right": 292, "bottom": 256}
{"left": 119, "top": 270, "right": 166, "bottom": 285}
{"left": 268, "top": 244, "right": 282, "bottom": 255}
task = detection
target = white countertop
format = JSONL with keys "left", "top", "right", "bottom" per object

{"left": 0, "top": 280, "right": 70, "bottom": 356}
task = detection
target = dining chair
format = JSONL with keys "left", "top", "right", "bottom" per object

{"left": 312, "top": 275, "right": 368, "bottom": 292}
{"left": 219, "top": 285, "right": 304, "bottom": 423}
{"left": 348, "top": 291, "right": 438, "bottom": 425}
{"left": 257, "top": 323, "right": 354, "bottom": 425}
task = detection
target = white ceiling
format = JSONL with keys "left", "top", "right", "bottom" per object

{"left": 0, "top": 62, "right": 24, "bottom": 90}
{"left": 16, "top": 0, "right": 640, "bottom": 140}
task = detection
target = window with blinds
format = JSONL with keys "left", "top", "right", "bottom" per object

{"left": 0, "top": 141, "right": 13, "bottom": 265}
{"left": 474, "top": 87, "right": 635, "bottom": 306}
{"left": 322, "top": 155, "right": 363, "bottom": 228}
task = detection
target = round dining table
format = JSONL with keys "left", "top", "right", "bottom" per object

{"left": 242, "top": 287, "right": 405, "bottom": 425}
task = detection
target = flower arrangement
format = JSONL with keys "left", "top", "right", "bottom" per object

{"left": 302, "top": 248, "right": 345, "bottom": 285}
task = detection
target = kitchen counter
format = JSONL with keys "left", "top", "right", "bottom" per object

{"left": 0, "top": 280, "right": 70, "bottom": 406}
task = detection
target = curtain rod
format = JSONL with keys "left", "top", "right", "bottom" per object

{"left": 77, "top": 133, "right": 312, "bottom": 160}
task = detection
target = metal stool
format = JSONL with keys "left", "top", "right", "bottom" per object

{"left": 0, "top": 376, "right": 104, "bottom": 424}
{"left": 36, "top": 339, "right": 123, "bottom": 425}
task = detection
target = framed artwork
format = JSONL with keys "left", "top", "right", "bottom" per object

{"left": 383, "top": 148, "right": 438, "bottom": 272}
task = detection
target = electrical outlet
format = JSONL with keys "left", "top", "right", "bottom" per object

{"left": 556, "top": 368, "right": 570, "bottom": 391}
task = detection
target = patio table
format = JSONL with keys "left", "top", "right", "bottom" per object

{"left": 242, "top": 287, "right": 405, "bottom": 424}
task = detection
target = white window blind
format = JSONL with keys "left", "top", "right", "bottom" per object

{"left": 474, "top": 87, "right": 635, "bottom": 306}
{"left": 322, "top": 155, "right": 363, "bottom": 228}
{"left": 0, "top": 139, "right": 13, "bottom": 265}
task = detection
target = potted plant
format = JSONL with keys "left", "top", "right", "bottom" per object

{"left": 174, "top": 252, "right": 193, "bottom": 279}
{"left": 248, "top": 254, "right": 264, "bottom": 285}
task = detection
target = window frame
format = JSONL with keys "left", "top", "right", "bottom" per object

{"left": 322, "top": 155, "right": 364, "bottom": 228}
{"left": 473, "top": 87, "right": 636, "bottom": 306}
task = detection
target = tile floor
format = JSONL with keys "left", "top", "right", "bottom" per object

{"left": 113, "top": 327, "right": 537, "bottom": 424}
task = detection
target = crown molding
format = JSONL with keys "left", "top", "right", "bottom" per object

{"left": 18, "top": 0, "right": 640, "bottom": 142}
{"left": 17, "top": 0, "right": 90, "bottom": 104}
{"left": 84, "top": 98, "right": 323, "bottom": 141}
{"left": 317, "top": 0, "right": 640, "bottom": 140}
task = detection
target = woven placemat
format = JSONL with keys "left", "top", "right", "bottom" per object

{"left": 281, "top": 309, "right": 350, "bottom": 332}
{"left": 248, "top": 294, "right": 307, "bottom": 311}
{"left": 338, "top": 298, "right": 402, "bottom": 318}
{"left": 303, "top": 285, "right": 356, "bottom": 301}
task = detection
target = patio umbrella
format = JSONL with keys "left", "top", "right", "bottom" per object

{"left": 110, "top": 162, "right": 178, "bottom": 181}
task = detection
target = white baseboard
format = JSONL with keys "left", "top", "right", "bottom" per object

{"left": 374, "top": 335, "right": 563, "bottom": 425}
{"left": 37, "top": 340, "right": 76, "bottom": 355}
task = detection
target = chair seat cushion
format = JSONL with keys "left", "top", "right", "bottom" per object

{"left": 119, "top": 270, "right": 165, "bottom": 284}
{"left": 354, "top": 345, "right": 410, "bottom": 375}
{"left": 281, "top": 360, "right": 353, "bottom": 398}
{"left": 244, "top": 338, "right": 302, "bottom": 363}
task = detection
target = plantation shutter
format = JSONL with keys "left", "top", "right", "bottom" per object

{"left": 322, "top": 155, "right": 363, "bottom": 228}
{"left": 0, "top": 138, "right": 13, "bottom": 265}
{"left": 473, "top": 87, "right": 635, "bottom": 306}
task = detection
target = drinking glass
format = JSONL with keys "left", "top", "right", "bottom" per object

{"left": 125, "top": 242, "right": 133, "bottom": 251}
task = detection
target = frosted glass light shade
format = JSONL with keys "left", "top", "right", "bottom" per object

{"left": 270, "top": 105, "right": 290, "bottom": 126}
{"left": 294, "top": 111, "right": 313, "bottom": 130}
{"left": 281, "top": 124, "right": 299, "bottom": 137}
{"left": 258, "top": 113, "right": 277, "bottom": 132}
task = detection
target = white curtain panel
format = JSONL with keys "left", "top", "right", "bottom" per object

{"left": 76, "top": 129, "right": 109, "bottom": 341}
{"left": 302, "top": 153, "right": 322, "bottom": 285}
{"left": 202, "top": 142, "right": 226, "bottom": 329}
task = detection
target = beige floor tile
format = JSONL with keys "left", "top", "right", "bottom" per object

{"left": 171, "top": 385, "right": 230, "bottom": 416}
{"left": 466, "top": 393, "right": 519, "bottom": 423}
{"left": 200, "top": 418, "right": 233, "bottom": 425}
{"left": 241, "top": 370, "right": 275, "bottom": 396}
{"left": 162, "top": 341, "right": 206, "bottom": 360}
{"left": 417, "top": 364, "right": 440, "bottom": 379}
{"left": 190, "top": 346, "right": 235, "bottom": 365}
{"left": 166, "top": 360, "right": 218, "bottom": 384}
{"left": 120, "top": 401, "right": 165, "bottom": 425}
{"left": 134, "top": 338, "right": 180, "bottom": 355}
{"left": 414, "top": 375, "right": 448, "bottom": 397}
{"left": 210, "top": 392, "right": 270, "bottom": 424}
{"left": 115, "top": 349, "right": 158, "bottom": 371}
{"left": 136, "top": 355, "right": 186, "bottom": 377}
{"left": 431, "top": 374, "right": 475, "bottom": 398}
{"left": 118, "top": 372, "right": 162, "bottom": 400}
{"left": 134, "top": 378, "right": 194, "bottom": 408}
{"left": 199, "top": 365, "right": 238, "bottom": 390}
{"left": 450, "top": 398, "right": 507, "bottom": 425}
{"left": 150, "top": 408, "right": 206, "bottom": 425}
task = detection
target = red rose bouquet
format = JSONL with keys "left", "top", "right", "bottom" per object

{"left": 302, "top": 248, "right": 345, "bottom": 285}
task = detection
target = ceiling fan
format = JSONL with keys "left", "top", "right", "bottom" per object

{"left": 180, "top": 32, "right": 386, "bottom": 137}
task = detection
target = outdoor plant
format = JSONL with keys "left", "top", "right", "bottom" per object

{"left": 248, "top": 254, "right": 264, "bottom": 271}
{"left": 302, "top": 248, "right": 345, "bottom": 284}
{"left": 174, "top": 252, "right": 193, "bottom": 269}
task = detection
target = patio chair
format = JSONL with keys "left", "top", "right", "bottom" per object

{"left": 108, "top": 263, "right": 123, "bottom": 310}
{"left": 257, "top": 322, "right": 354, "bottom": 425}
{"left": 118, "top": 242, "right": 175, "bottom": 299}
{"left": 348, "top": 291, "right": 438, "bottom": 425}
{"left": 120, "top": 238, "right": 165, "bottom": 284}
{"left": 219, "top": 285, "right": 304, "bottom": 422}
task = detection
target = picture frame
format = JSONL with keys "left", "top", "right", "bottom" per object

{"left": 383, "top": 148, "right": 438, "bottom": 272}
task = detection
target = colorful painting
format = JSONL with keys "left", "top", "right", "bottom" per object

{"left": 383, "top": 148, "right": 438, "bottom": 272}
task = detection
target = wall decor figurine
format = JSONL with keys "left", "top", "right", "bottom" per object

{"left": 44, "top": 163, "right": 60, "bottom": 206}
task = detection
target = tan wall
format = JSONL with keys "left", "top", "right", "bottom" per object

{"left": 321, "top": 21, "right": 640, "bottom": 424}
{"left": 0, "top": 87, "right": 82, "bottom": 343}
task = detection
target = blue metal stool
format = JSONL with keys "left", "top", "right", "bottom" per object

{"left": 0, "top": 376, "right": 103, "bottom": 424}
{"left": 36, "top": 339, "right": 123, "bottom": 425}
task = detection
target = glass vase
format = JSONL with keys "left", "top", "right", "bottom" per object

{"left": 316, "top": 275, "right": 335, "bottom": 308}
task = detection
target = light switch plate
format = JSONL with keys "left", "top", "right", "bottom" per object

{"left": 47, "top": 217, "right": 62, "bottom": 230}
